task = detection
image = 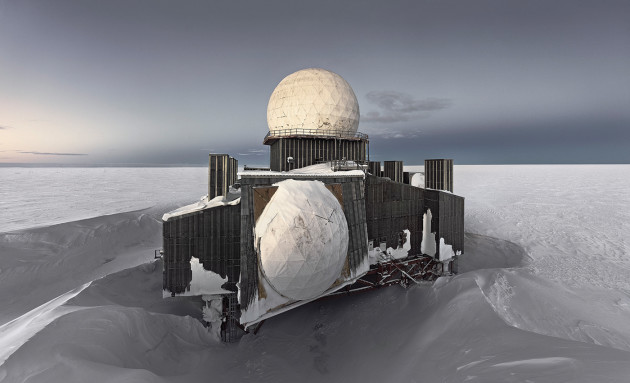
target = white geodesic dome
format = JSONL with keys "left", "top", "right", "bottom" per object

{"left": 255, "top": 179, "right": 349, "bottom": 301}
{"left": 267, "top": 68, "right": 360, "bottom": 135}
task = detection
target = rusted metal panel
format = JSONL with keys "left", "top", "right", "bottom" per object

{"left": 253, "top": 186, "right": 278, "bottom": 223}
{"left": 325, "top": 183, "right": 345, "bottom": 208}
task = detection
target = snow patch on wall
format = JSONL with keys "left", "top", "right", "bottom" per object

{"left": 163, "top": 258, "right": 231, "bottom": 297}
{"left": 201, "top": 295, "right": 223, "bottom": 340}
{"left": 240, "top": 162, "right": 365, "bottom": 178}
{"left": 439, "top": 238, "right": 460, "bottom": 261}
{"left": 421, "top": 209, "right": 436, "bottom": 257}
{"left": 388, "top": 229, "right": 412, "bottom": 259}
{"left": 368, "top": 229, "right": 412, "bottom": 263}
{"left": 162, "top": 188, "right": 241, "bottom": 221}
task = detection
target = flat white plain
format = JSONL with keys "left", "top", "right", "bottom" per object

{"left": 0, "top": 165, "right": 629, "bottom": 382}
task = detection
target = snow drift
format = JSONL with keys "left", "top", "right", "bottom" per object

{"left": 1, "top": 165, "right": 629, "bottom": 382}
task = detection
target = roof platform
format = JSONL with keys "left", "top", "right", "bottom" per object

{"left": 263, "top": 128, "right": 369, "bottom": 145}
{"left": 239, "top": 162, "right": 366, "bottom": 179}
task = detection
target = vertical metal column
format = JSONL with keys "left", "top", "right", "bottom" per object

{"left": 208, "top": 154, "right": 237, "bottom": 199}
{"left": 384, "top": 161, "right": 404, "bottom": 183}
{"left": 368, "top": 161, "right": 381, "bottom": 176}
{"left": 424, "top": 159, "right": 453, "bottom": 192}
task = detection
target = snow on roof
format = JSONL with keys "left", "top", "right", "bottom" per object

{"left": 239, "top": 162, "right": 365, "bottom": 178}
{"left": 162, "top": 188, "right": 241, "bottom": 222}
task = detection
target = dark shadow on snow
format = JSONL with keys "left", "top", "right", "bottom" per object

{"left": 459, "top": 232, "right": 531, "bottom": 273}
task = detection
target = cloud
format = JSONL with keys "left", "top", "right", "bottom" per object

{"left": 19, "top": 151, "right": 88, "bottom": 156}
{"left": 237, "top": 148, "right": 267, "bottom": 156}
{"left": 370, "top": 129, "right": 424, "bottom": 139}
{"left": 362, "top": 91, "right": 451, "bottom": 123}
{"left": 0, "top": 125, "right": 11, "bottom": 130}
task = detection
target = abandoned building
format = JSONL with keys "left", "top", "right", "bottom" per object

{"left": 161, "top": 68, "right": 464, "bottom": 341}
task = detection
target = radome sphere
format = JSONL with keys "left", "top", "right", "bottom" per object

{"left": 255, "top": 179, "right": 349, "bottom": 301}
{"left": 267, "top": 68, "right": 360, "bottom": 135}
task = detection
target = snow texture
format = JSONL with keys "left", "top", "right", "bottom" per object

{"left": 386, "top": 228, "right": 412, "bottom": 260}
{"left": 240, "top": 162, "right": 365, "bottom": 178}
{"left": 0, "top": 167, "right": 208, "bottom": 233}
{"left": 439, "top": 238, "right": 460, "bottom": 261}
{"left": 256, "top": 179, "right": 349, "bottom": 301}
{"left": 420, "top": 209, "right": 436, "bottom": 257}
{"left": 162, "top": 188, "right": 241, "bottom": 222}
{"left": 368, "top": 229, "right": 412, "bottom": 264}
{"left": 1, "top": 165, "right": 630, "bottom": 383}
{"left": 201, "top": 295, "right": 223, "bottom": 340}
{"left": 164, "top": 258, "right": 231, "bottom": 298}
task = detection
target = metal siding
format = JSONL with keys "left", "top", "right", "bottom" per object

{"left": 425, "top": 159, "right": 454, "bottom": 193}
{"left": 162, "top": 202, "right": 241, "bottom": 295}
{"left": 365, "top": 175, "right": 424, "bottom": 253}
{"left": 268, "top": 137, "right": 368, "bottom": 171}
{"left": 383, "top": 161, "right": 404, "bottom": 183}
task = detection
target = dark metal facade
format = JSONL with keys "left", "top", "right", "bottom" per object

{"left": 208, "top": 154, "right": 238, "bottom": 199}
{"left": 238, "top": 174, "right": 368, "bottom": 312}
{"left": 267, "top": 137, "right": 368, "bottom": 171}
{"left": 423, "top": 189, "right": 464, "bottom": 260}
{"left": 425, "top": 159, "right": 454, "bottom": 192}
{"left": 365, "top": 175, "right": 424, "bottom": 254}
{"left": 384, "top": 161, "right": 404, "bottom": 183}
{"left": 162, "top": 204, "right": 241, "bottom": 295}
{"left": 368, "top": 161, "right": 381, "bottom": 176}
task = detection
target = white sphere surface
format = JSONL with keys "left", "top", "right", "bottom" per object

{"left": 267, "top": 68, "right": 360, "bottom": 135}
{"left": 255, "top": 179, "right": 349, "bottom": 301}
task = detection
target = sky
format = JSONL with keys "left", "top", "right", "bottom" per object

{"left": 0, "top": 0, "right": 628, "bottom": 166}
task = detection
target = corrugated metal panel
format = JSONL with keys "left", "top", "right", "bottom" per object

{"left": 162, "top": 203, "right": 241, "bottom": 295}
{"left": 365, "top": 175, "right": 424, "bottom": 253}
{"left": 268, "top": 137, "right": 368, "bottom": 171}
{"left": 383, "top": 161, "right": 404, "bottom": 183}
{"left": 422, "top": 188, "right": 464, "bottom": 260}
{"left": 209, "top": 154, "right": 238, "bottom": 199}
{"left": 425, "top": 159, "right": 454, "bottom": 193}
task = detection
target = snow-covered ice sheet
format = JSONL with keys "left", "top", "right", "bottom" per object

{"left": 0, "top": 167, "right": 207, "bottom": 233}
{"left": 0, "top": 281, "right": 91, "bottom": 365}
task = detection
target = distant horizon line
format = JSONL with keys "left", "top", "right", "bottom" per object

{"left": 1, "top": 162, "right": 629, "bottom": 168}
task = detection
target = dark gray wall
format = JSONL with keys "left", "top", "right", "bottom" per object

{"left": 425, "top": 159, "right": 454, "bottom": 193}
{"left": 383, "top": 161, "right": 404, "bottom": 183}
{"left": 162, "top": 203, "right": 241, "bottom": 295}
{"left": 268, "top": 137, "right": 367, "bottom": 171}
{"left": 368, "top": 161, "right": 381, "bottom": 176}
{"left": 423, "top": 189, "right": 464, "bottom": 260}
{"left": 365, "top": 175, "right": 424, "bottom": 253}
{"left": 208, "top": 154, "right": 238, "bottom": 199}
